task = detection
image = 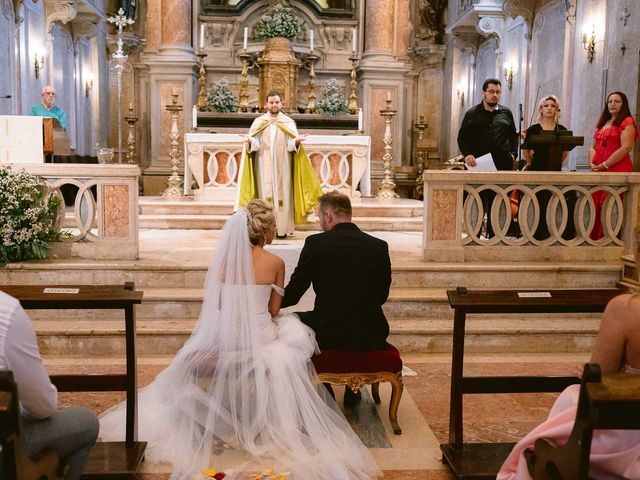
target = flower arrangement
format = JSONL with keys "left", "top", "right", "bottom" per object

{"left": 206, "top": 78, "right": 238, "bottom": 113}
{"left": 0, "top": 167, "right": 63, "bottom": 268}
{"left": 317, "top": 78, "right": 348, "bottom": 116}
{"left": 255, "top": 3, "right": 301, "bottom": 40}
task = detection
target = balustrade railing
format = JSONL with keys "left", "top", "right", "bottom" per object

{"left": 14, "top": 164, "right": 139, "bottom": 260}
{"left": 423, "top": 171, "right": 640, "bottom": 262}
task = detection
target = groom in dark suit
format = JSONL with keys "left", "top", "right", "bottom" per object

{"left": 282, "top": 192, "right": 392, "bottom": 403}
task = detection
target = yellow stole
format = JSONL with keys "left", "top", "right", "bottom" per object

{"left": 238, "top": 118, "right": 323, "bottom": 224}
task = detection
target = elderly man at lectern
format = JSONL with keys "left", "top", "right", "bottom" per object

{"left": 238, "top": 90, "right": 322, "bottom": 238}
{"left": 30, "top": 85, "right": 67, "bottom": 131}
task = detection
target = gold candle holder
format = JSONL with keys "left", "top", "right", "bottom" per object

{"left": 375, "top": 97, "right": 399, "bottom": 199}
{"left": 196, "top": 49, "right": 208, "bottom": 111}
{"left": 238, "top": 53, "right": 251, "bottom": 112}
{"left": 348, "top": 55, "right": 359, "bottom": 114}
{"left": 124, "top": 106, "right": 138, "bottom": 165}
{"left": 305, "top": 53, "right": 318, "bottom": 114}
{"left": 162, "top": 93, "right": 184, "bottom": 198}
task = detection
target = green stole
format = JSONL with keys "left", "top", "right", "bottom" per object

{"left": 238, "top": 118, "right": 323, "bottom": 224}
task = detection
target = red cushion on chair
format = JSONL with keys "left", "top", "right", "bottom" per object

{"left": 311, "top": 343, "right": 402, "bottom": 374}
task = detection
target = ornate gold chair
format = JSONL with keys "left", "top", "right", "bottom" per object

{"left": 312, "top": 343, "right": 403, "bottom": 434}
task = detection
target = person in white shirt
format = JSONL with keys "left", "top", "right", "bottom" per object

{"left": 0, "top": 291, "right": 99, "bottom": 480}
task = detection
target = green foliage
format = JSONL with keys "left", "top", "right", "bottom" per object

{"left": 317, "top": 78, "right": 348, "bottom": 116}
{"left": 255, "top": 3, "right": 301, "bottom": 40}
{"left": 0, "top": 167, "right": 64, "bottom": 268}
{"left": 206, "top": 78, "right": 238, "bottom": 113}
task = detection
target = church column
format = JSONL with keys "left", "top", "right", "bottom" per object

{"left": 359, "top": 0, "right": 412, "bottom": 190}
{"left": 139, "top": 0, "right": 198, "bottom": 194}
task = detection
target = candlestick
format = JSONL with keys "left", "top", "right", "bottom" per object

{"left": 305, "top": 53, "right": 318, "bottom": 113}
{"left": 238, "top": 53, "right": 250, "bottom": 112}
{"left": 310, "top": 30, "right": 314, "bottom": 52}
{"left": 352, "top": 28, "right": 357, "bottom": 54}
{"left": 162, "top": 94, "right": 184, "bottom": 198}
{"left": 358, "top": 108, "right": 363, "bottom": 131}
{"left": 348, "top": 55, "right": 359, "bottom": 114}
{"left": 243, "top": 27, "right": 248, "bottom": 50}
{"left": 200, "top": 24, "right": 205, "bottom": 49}
{"left": 375, "top": 99, "right": 399, "bottom": 199}
{"left": 124, "top": 109, "right": 138, "bottom": 165}
{"left": 193, "top": 105, "right": 197, "bottom": 129}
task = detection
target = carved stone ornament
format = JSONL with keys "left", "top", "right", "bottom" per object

{"left": 503, "top": 0, "right": 535, "bottom": 29}
{"left": 454, "top": 33, "right": 479, "bottom": 55}
{"left": 323, "top": 24, "right": 355, "bottom": 52}
{"left": 44, "top": 0, "right": 77, "bottom": 41}
{"left": 72, "top": 20, "right": 99, "bottom": 44}
{"left": 476, "top": 15, "right": 503, "bottom": 43}
{"left": 409, "top": 44, "right": 446, "bottom": 68}
{"left": 202, "top": 21, "right": 231, "bottom": 49}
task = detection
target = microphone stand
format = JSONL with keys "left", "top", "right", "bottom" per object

{"left": 517, "top": 103, "right": 524, "bottom": 170}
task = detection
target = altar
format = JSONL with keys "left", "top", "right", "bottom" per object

{"left": 184, "top": 133, "right": 371, "bottom": 200}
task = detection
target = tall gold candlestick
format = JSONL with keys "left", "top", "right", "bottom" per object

{"left": 305, "top": 53, "right": 318, "bottom": 113}
{"left": 348, "top": 55, "right": 359, "bottom": 114}
{"left": 124, "top": 106, "right": 138, "bottom": 165}
{"left": 162, "top": 93, "right": 184, "bottom": 198}
{"left": 238, "top": 53, "right": 251, "bottom": 112}
{"left": 196, "top": 49, "right": 208, "bottom": 111}
{"left": 375, "top": 98, "right": 399, "bottom": 199}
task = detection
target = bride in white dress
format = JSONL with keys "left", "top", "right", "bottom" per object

{"left": 99, "top": 199, "right": 381, "bottom": 480}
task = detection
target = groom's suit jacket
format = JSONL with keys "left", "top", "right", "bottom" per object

{"left": 282, "top": 222, "right": 391, "bottom": 351}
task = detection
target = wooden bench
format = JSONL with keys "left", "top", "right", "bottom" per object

{"left": 0, "top": 283, "right": 145, "bottom": 479}
{"left": 0, "top": 370, "right": 61, "bottom": 480}
{"left": 441, "top": 287, "right": 625, "bottom": 480}
{"left": 525, "top": 363, "right": 640, "bottom": 480}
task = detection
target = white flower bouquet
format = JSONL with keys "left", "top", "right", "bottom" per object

{"left": 206, "top": 78, "right": 238, "bottom": 113}
{"left": 255, "top": 3, "right": 301, "bottom": 40}
{"left": 0, "top": 167, "right": 63, "bottom": 267}
{"left": 317, "top": 78, "right": 349, "bottom": 116}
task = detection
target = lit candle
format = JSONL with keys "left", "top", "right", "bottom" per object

{"left": 193, "top": 105, "right": 197, "bottom": 128}
{"left": 200, "top": 24, "right": 205, "bottom": 49}
{"left": 386, "top": 91, "right": 392, "bottom": 102}
{"left": 352, "top": 28, "right": 357, "bottom": 54}
{"left": 310, "top": 30, "right": 314, "bottom": 52}
{"left": 358, "top": 108, "right": 363, "bottom": 131}
{"left": 243, "top": 27, "right": 248, "bottom": 50}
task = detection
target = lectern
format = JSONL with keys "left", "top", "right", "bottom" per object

{"left": 526, "top": 130, "right": 584, "bottom": 170}
{"left": 42, "top": 117, "right": 70, "bottom": 157}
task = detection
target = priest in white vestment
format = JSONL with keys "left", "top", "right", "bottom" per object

{"left": 239, "top": 90, "right": 322, "bottom": 237}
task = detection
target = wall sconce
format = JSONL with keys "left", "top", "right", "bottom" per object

{"left": 33, "top": 49, "right": 45, "bottom": 79}
{"left": 85, "top": 73, "right": 94, "bottom": 97}
{"left": 503, "top": 63, "right": 515, "bottom": 90}
{"left": 582, "top": 25, "right": 596, "bottom": 63}
{"left": 456, "top": 83, "right": 465, "bottom": 107}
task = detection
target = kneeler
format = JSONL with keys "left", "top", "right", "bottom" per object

{"left": 312, "top": 343, "right": 404, "bottom": 434}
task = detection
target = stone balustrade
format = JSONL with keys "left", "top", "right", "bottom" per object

{"left": 423, "top": 171, "right": 640, "bottom": 262}
{"left": 14, "top": 164, "right": 140, "bottom": 260}
{"left": 184, "top": 133, "right": 371, "bottom": 201}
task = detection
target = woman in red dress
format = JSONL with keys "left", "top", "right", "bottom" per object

{"left": 589, "top": 91, "right": 638, "bottom": 240}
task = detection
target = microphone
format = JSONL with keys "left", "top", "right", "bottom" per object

{"left": 0, "top": 95, "right": 10, "bottom": 99}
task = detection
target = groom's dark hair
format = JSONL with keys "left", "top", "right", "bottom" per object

{"left": 319, "top": 191, "right": 352, "bottom": 218}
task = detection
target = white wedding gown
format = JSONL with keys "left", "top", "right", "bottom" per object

{"left": 99, "top": 210, "right": 381, "bottom": 480}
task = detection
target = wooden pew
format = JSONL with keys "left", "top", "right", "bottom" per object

{"left": 525, "top": 363, "right": 640, "bottom": 480}
{"left": 441, "top": 287, "right": 625, "bottom": 480}
{"left": 0, "top": 283, "right": 145, "bottom": 479}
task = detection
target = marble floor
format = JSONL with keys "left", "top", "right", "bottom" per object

{"left": 48, "top": 351, "right": 590, "bottom": 479}
{"left": 38, "top": 229, "right": 591, "bottom": 478}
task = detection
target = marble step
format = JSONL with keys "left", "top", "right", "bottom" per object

{"left": 0, "top": 261, "right": 622, "bottom": 290}
{"left": 32, "top": 315, "right": 600, "bottom": 356}
{"left": 24, "top": 287, "right": 606, "bottom": 323}
{"left": 139, "top": 214, "right": 423, "bottom": 231}
{"left": 138, "top": 197, "right": 424, "bottom": 218}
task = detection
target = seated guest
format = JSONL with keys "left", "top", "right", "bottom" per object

{"left": 282, "top": 191, "right": 392, "bottom": 405}
{"left": 521, "top": 95, "right": 568, "bottom": 240}
{"left": 497, "top": 233, "right": 640, "bottom": 479}
{"left": 30, "top": 85, "right": 67, "bottom": 131}
{"left": 0, "top": 290, "right": 99, "bottom": 480}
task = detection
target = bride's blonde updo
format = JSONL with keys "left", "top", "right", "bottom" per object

{"left": 246, "top": 199, "right": 275, "bottom": 245}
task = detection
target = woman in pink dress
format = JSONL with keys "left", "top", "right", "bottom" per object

{"left": 588, "top": 91, "right": 638, "bottom": 240}
{"left": 497, "top": 230, "right": 640, "bottom": 479}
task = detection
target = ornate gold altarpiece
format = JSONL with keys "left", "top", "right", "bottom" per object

{"left": 257, "top": 37, "right": 300, "bottom": 112}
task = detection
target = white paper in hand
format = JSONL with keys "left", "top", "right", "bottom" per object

{"left": 466, "top": 153, "right": 497, "bottom": 172}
